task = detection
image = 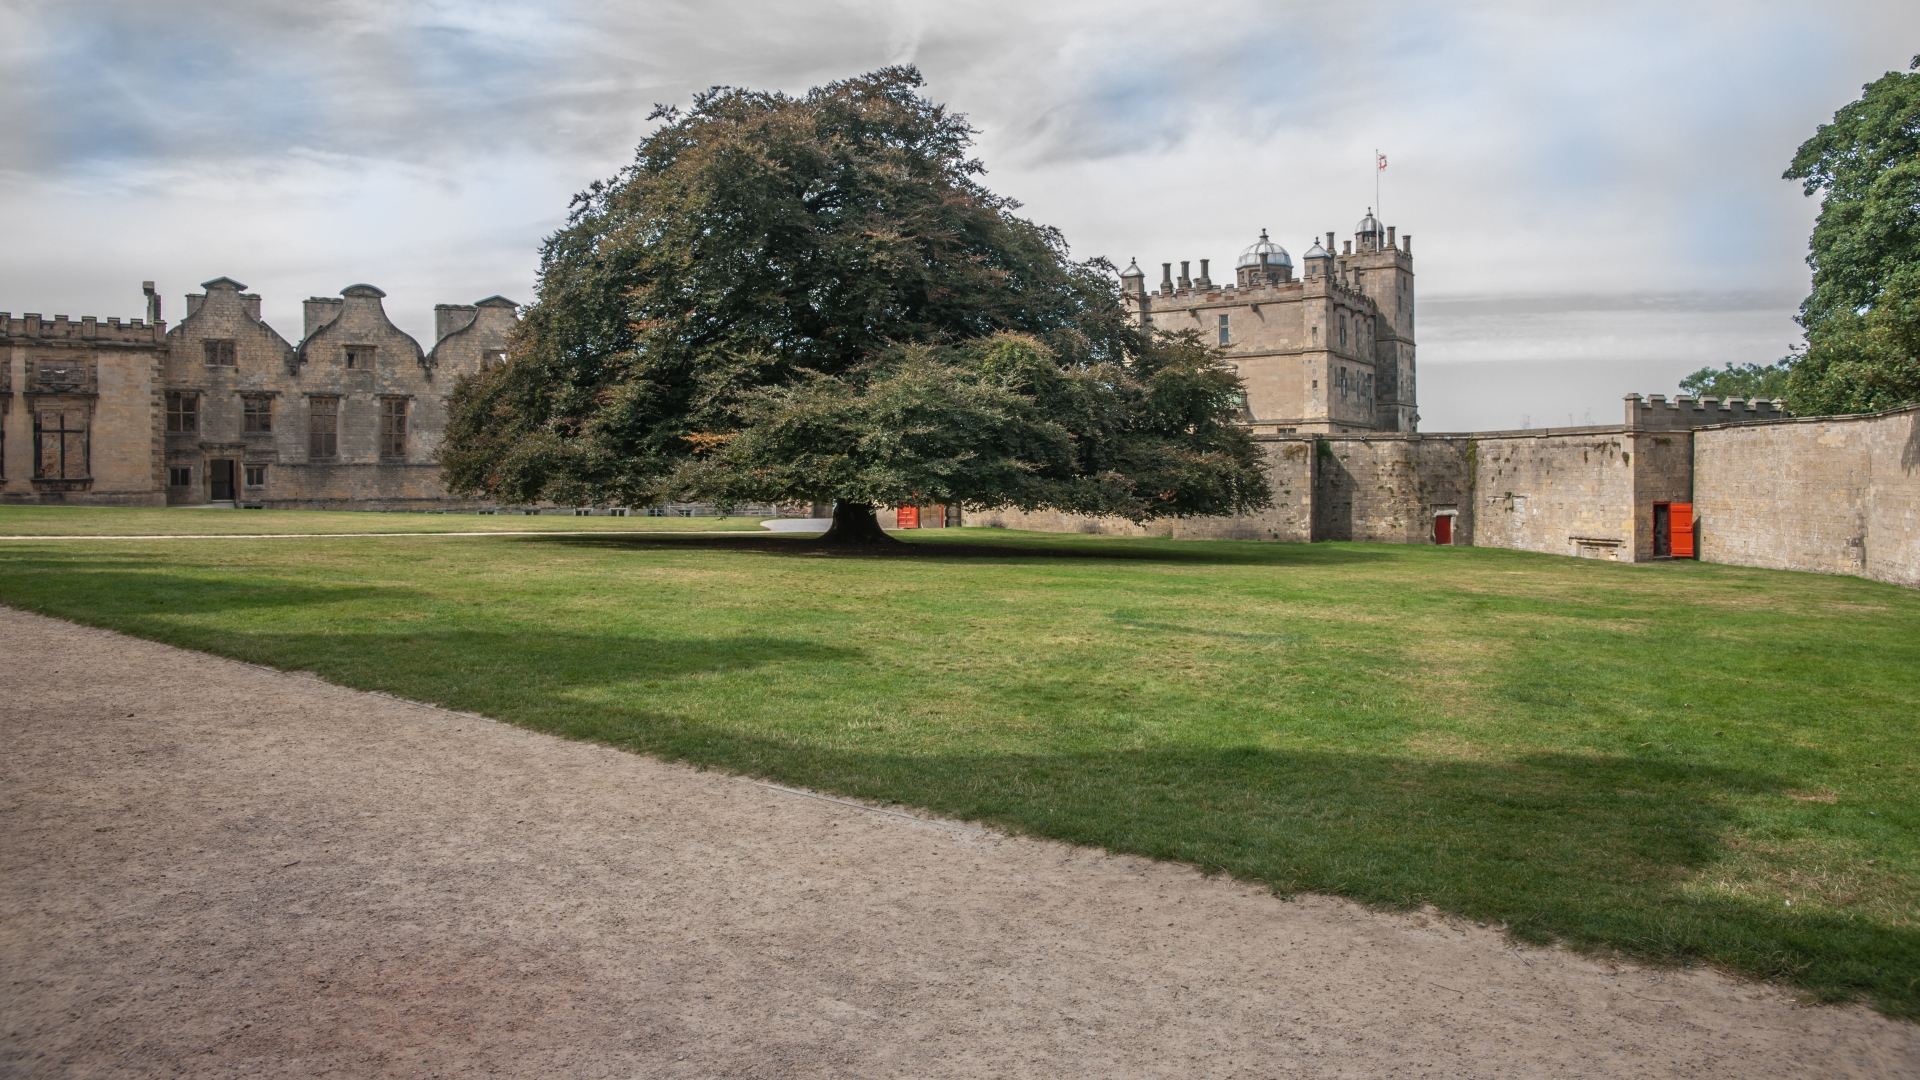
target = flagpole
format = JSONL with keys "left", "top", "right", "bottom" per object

{"left": 1375, "top": 148, "right": 1382, "bottom": 222}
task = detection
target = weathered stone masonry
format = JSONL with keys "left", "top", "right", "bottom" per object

{"left": 1693, "top": 405, "right": 1920, "bottom": 588}
{"left": 979, "top": 398, "right": 1920, "bottom": 588}
{"left": 2, "top": 279, "right": 516, "bottom": 510}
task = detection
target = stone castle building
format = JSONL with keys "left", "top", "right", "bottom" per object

{"left": 1, "top": 278, "right": 516, "bottom": 508}
{"left": 1121, "top": 211, "right": 1416, "bottom": 434}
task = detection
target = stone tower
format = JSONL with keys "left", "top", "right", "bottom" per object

{"left": 1120, "top": 213, "right": 1416, "bottom": 434}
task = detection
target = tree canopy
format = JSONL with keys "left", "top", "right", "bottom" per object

{"left": 440, "top": 67, "right": 1269, "bottom": 538}
{"left": 1678, "top": 361, "right": 1792, "bottom": 401}
{"left": 1773, "top": 55, "right": 1920, "bottom": 415}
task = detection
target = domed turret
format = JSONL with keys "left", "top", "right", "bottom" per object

{"left": 1302, "top": 236, "right": 1332, "bottom": 279}
{"left": 1119, "top": 257, "right": 1146, "bottom": 297}
{"left": 1355, "top": 208, "right": 1384, "bottom": 251}
{"left": 1235, "top": 229, "right": 1294, "bottom": 287}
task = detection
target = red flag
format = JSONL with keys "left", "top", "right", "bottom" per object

{"left": 1377, "top": 153, "right": 1388, "bottom": 171}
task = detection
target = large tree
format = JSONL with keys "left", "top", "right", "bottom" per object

{"left": 1774, "top": 55, "right": 1920, "bottom": 415}
{"left": 440, "top": 67, "right": 1269, "bottom": 541}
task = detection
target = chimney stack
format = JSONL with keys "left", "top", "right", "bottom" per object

{"left": 1386, "top": 226, "right": 1396, "bottom": 249}
{"left": 1160, "top": 263, "right": 1174, "bottom": 295}
{"left": 1178, "top": 261, "right": 1192, "bottom": 290}
{"left": 142, "top": 281, "right": 160, "bottom": 325}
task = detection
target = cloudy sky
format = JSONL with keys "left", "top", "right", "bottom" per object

{"left": 3, "top": 0, "right": 1915, "bottom": 429}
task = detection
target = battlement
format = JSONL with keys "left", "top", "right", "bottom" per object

{"left": 0, "top": 312, "right": 166, "bottom": 346}
{"left": 1624, "top": 393, "right": 1784, "bottom": 431}
{"left": 1127, "top": 274, "right": 1377, "bottom": 312}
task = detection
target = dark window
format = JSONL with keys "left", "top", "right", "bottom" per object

{"left": 309, "top": 397, "right": 339, "bottom": 458}
{"left": 167, "top": 391, "right": 198, "bottom": 433}
{"left": 1218, "top": 313, "right": 1230, "bottom": 345}
{"left": 204, "top": 340, "right": 236, "bottom": 366}
{"left": 244, "top": 464, "right": 267, "bottom": 488}
{"left": 1339, "top": 314, "right": 1348, "bottom": 347}
{"left": 169, "top": 466, "right": 192, "bottom": 487}
{"left": 1338, "top": 367, "right": 1348, "bottom": 398}
{"left": 34, "top": 409, "right": 88, "bottom": 479}
{"left": 345, "top": 345, "right": 374, "bottom": 369}
{"left": 243, "top": 396, "right": 272, "bottom": 433}
{"left": 379, "top": 398, "right": 408, "bottom": 459}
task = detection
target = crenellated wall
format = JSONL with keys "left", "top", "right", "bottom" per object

{"left": 1625, "top": 393, "right": 1786, "bottom": 431}
{"left": 0, "top": 310, "right": 168, "bottom": 505}
{"left": 970, "top": 408, "right": 1919, "bottom": 588}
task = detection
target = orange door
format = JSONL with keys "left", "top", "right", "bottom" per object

{"left": 1671, "top": 503, "right": 1694, "bottom": 559}
{"left": 896, "top": 505, "right": 919, "bottom": 529}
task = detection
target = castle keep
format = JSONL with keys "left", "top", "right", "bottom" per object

{"left": 1122, "top": 211, "right": 1416, "bottom": 434}
{"left": 1, "top": 279, "right": 516, "bottom": 509}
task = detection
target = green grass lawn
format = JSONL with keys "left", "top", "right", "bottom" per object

{"left": 0, "top": 505, "right": 772, "bottom": 535}
{"left": 1, "top": 515, "right": 1914, "bottom": 1017}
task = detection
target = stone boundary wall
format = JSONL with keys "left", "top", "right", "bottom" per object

{"left": 1694, "top": 405, "right": 1920, "bottom": 588}
{"left": 971, "top": 437, "right": 1315, "bottom": 541}
{"left": 1471, "top": 429, "right": 1692, "bottom": 562}
{"left": 1311, "top": 436, "right": 1472, "bottom": 544}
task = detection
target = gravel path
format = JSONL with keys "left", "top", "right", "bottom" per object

{"left": 2, "top": 608, "right": 1913, "bottom": 1078}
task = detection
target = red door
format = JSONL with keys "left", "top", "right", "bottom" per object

{"left": 1433, "top": 514, "right": 1452, "bottom": 545}
{"left": 896, "top": 505, "right": 920, "bottom": 529}
{"left": 1671, "top": 503, "right": 1694, "bottom": 559}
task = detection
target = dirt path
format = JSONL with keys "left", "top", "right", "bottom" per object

{"left": 2, "top": 609, "right": 1913, "bottom": 1078}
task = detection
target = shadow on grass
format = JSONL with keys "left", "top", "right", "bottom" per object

{"left": 511, "top": 529, "right": 1404, "bottom": 567}
{"left": 4, "top": 551, "right": 1912, "bottom": 1019}
{"left": 0, "top": 557, "right": 417, "bottom": 616}
{"left": 100, "top": 610, "right": 1906, "bottom": 1017}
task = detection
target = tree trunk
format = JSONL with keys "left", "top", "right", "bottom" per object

{"left": 817, "top": 501, "right": 900, "bottom": 546}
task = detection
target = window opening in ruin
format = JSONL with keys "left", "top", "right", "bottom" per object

{"left": 244, "top": 464, "right": 267, "bottom": 488}
{"left": 169, "top": 466, "right": 191, "bottom": 487}
{"left": 242, "top": 396, "right": 272, "bottom": 433}
{"left": 1218, "top": 314, "right": 1230, "bottom": 345}
{"left": 166, "top": 391, "right": 198, "bottom": 433}
{"left": 308, "top": 397, "right": 339, "bottom": 459}
{"left": 33, "top": 409, "right": 88, "bottom": 480}
{"left": 203, "top": 340, "right": 236, "bottom": 366}
{"left": 379, "top": 398, "right": 408, "bottom": 459}
{"left": 209, "top": 459, "right": 235, "bottom": 501}
{"left": 345, "top": 345, "right": 375, "bottom": 369}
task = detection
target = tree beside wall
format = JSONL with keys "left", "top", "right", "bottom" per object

{"left": 1776, "top": 55, "right": 1920, "bottom": 415}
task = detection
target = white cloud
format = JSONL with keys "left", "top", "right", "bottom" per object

{"left": 3, "top": 0, "right": 1916, "bottom": 428}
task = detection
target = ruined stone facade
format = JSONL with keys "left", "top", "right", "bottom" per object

{"left": 1121, "top": 212, "right": 1416, "bottom": 434}
{"left": 2, "top": 279, "right": 516, "bottom": 509}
